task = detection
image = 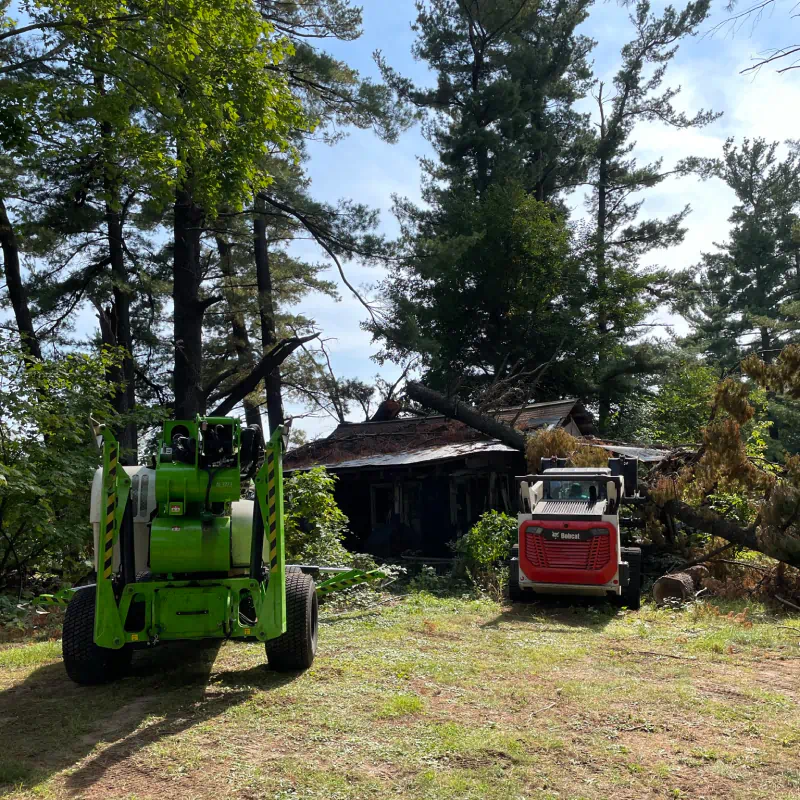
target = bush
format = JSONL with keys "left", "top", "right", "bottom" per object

{"left": 283, "top": 467, "right": 352, "bottom": 567}
{"left": 0, "top": 345, "right": 122, "bottom": 591}
{"left": 456, "top": 510, "right": 517, "bottom": 569}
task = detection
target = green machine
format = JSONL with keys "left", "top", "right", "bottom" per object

{"left": 62, "top": 417, "right": 318, "bottom": 684}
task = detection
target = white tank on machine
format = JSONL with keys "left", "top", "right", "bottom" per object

{"left": 90, "top": 467, "right": 262, "bottom": 574}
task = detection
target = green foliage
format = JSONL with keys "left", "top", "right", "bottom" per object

{"left": 283, "top": 466, "right": 351, "bottom": 566}
{"left": 0, "top": 343, "right": 120, "bottom": 588}
{"left": 8, "top": 0, "right": 305, "bottom": 214}
{"left": 0, "top": 594, "right": 28, "bottom": 629}
{"left": 637, "top": 362, "right": 718, "bottom": 445}
{"left": 372, "top": 0, "right": 594, "bottom": 401}
{"left": 455, "top": 511, "right": 517, "bottom": 570}
{"left": 376, "top": 181, "right": 584, "bottom": 401}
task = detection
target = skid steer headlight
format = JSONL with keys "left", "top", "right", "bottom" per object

{"left": 527, "top": 526, "right": 543, "bottom": 535}
{"left": 589, "top": 527, "right": 608, "bottom": 536}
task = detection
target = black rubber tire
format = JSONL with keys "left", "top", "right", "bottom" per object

{"left": 62, "top": 587, "right": 132, "bottom": 685}
{"left": 285, "top": 565, "right": 303, "bottom": 574}
{"left": 619, "top": 547, "right": 642, "bottom": 610}
{"left": 508, "top": 544, "right": 530, "bottom": 603}
{"left": 265, "top": 572, "right": 318, "bottom": 672}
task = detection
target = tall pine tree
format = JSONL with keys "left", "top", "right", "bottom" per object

{"left": 372, "top": 0, "right": 595, "bottom": 401}
{"left": 677, "top": 138, "right": 800, "bottom": 366}
{"left": 581, "top": 0, "right": 718, "bottom": 433}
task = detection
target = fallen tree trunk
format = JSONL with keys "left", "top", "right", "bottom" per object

{"left": 661, "top": 500, "right": 759, "bottom": 551}
{"left": 405, "top": 382, "right": 527, "bottom": 452}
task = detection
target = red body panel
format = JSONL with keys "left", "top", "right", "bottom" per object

{"left": 519, "top": 519, "right": 618, "bottom": 585}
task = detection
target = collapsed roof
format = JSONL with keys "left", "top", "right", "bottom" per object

{"left": 284, "top": 399, "right": 595, "bottom": 472}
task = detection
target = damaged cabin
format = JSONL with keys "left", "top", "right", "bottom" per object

{"left": 284, "top": 399, "right": 596, "bottom": 558}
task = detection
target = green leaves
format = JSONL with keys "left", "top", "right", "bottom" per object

{"left": 0, "top": 342, "right": 122, "bottom": 586}
{"left": 455, "top": 511, "right": 517, "bottom": 570}
{"left": 283, "top": 466, "right": 352, "bottom": 567}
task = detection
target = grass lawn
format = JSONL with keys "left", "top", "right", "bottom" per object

{"left": 1, "top": 594, "right": 799, "bottom": 800}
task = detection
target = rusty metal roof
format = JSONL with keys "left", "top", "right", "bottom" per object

{"left": 286, "top": 440, "right": 521, "bottom": 472}
{"left": 284, "top": 398, "right": 595, "bottom": 471}
{"left": 591, "top": 443, "right": 669, "bottom": 463}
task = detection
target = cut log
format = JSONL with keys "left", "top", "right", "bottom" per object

{"left": 653, "top": 573, "right": 695, "bottom": 604}
{"left": 653, "top": 567, "right": 708, "bottom": 605}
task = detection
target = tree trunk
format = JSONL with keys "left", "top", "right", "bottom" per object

{"left": 173, "top": 182, "right": 205, "bottom": 419}
{"left": 215, "top": 234, "right": 261, "bottom": 429}
{"left": 94, "top": 70, "right": 137, "bottom": 460}
{"left": 760, "top": 326, "right": 772, "bottom": 363}
{"left": 405, "top": 381, "right": 527, "bottom": 451}
{"left": 254, "top": 200, "right": 283, "bottom": 434}
{"left": 596, "top": 150, "right": 611, "bottom": 434}
{"left": 652, "top": 572, "right": 698, "bottom": 605}
{"left": 105, "top": 177, "right": 137, "bottom": 459}
{"left": 0, "top": 197, "right": 41, "bottom": 361}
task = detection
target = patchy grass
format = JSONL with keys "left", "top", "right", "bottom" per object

{"left": 0, "top": 640, "right": 61, "bottom": 669}
{"left": 1, "top": 594, "right": 800, "bottom": 799}
{"left": 376, "top": 692, "right": 425, "bottom": 719}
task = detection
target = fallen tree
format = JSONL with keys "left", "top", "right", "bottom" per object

{"left": 405, "top": 382, "right": 526, "bottom": 451}
{"left": 403, "top": 371, "right": 800, "bottom": 571}
{"left": 210, "top": 333, "right": 318, "bottom": 417}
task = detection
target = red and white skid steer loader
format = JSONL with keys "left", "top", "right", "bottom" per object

{"left": 509, "top": 457, "right": 642, "bottom": 609}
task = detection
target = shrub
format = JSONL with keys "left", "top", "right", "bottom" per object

{"left": 0, "top": 345, "right": 123, "bottom": 591}
{"left": 283, "top": 467, "right": 352, "bottom": 566}
{"left": 456, "top": 510, "right": 517, "bottom": 569}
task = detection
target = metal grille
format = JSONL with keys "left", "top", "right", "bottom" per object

{"left": 540, "top": 501, "right": 582, "bottom": 515}
{"left": 538, "top": 501, "right": 604, "bottom": 516}
{"left": 525, "top": 530, "right": 611, "bottom": 571}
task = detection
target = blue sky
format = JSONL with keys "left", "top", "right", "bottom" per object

{"left": 286, "top": 0, "right": 800, "bottom": 440}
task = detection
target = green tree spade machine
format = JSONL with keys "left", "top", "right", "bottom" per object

{"left": 62, "top": 416, "right": 317, "bottom": 684}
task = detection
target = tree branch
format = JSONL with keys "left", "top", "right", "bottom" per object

{"left": 210, "top": 334, "right": 319, "bottom": 417}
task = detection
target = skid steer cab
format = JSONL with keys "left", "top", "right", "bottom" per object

{"left": 509, "top": 457, "right": 642, "bottom": 609}
{"left": 62, "top": 417, "right": 318, "bottom": 685}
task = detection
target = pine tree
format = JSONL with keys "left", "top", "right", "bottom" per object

{"left": 677, "top": 138, "right": 800, "bottom": 366}
{"left": 581, "top": 0, "right": 718, "bottom": 433}
{"left": 378, "top": 0, "right": 594, "bottom": 201}
{"left": 371, "top": 0, "right": 595, "bottom": 401}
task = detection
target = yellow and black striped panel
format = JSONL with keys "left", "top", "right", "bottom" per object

{"left": 103, "top": 444, "right": 118, "bottom": 580}
{"left": 317, "top": 575, "right": 368, "bottom": 595}
{"left": 266, "top": 449, "right": 278, "bottom": 573}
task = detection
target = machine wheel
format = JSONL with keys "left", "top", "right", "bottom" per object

{"left": 62, "top": 587, "right": 132, "bottom": 685}
{"left": 285, "top": 565, "right": 303, "bottom": 574}
{"left": 508, "top": 544, "right": 526, "bottom": 603}
{"left": 619, "top": 547, "right": 642, "bottom": 611}
{"left": 266, "top": 572, "right": 318, "bottom": 671}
